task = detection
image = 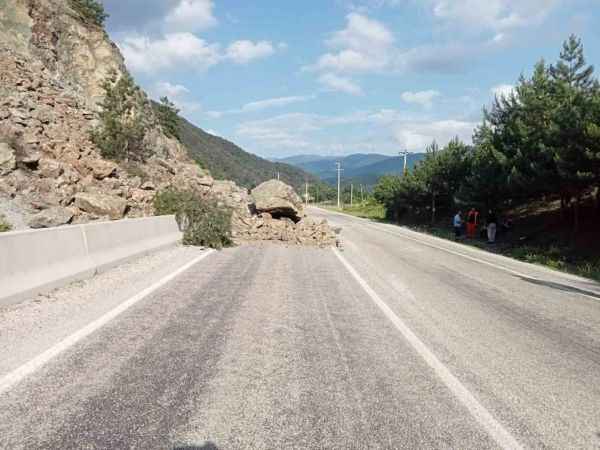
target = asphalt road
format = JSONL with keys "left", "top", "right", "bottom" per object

{"left": 1, "top": 209, "right": 600, "bottom": 449}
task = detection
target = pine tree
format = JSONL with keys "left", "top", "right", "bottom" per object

{"left": 156, "top": 97, "right": 181, "bottom": 141}
{"left": 549, "top": 35, "right": 597, "bottom": 230}
{"left": 91, "top": 71, "right": 152, "bottom": 162}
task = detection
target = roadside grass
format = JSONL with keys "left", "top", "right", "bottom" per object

{"left": 399, "top": 224, "right": 600, "bottom": 282}
{"left": 320, "top": 202, "right": 600, "bottom": 283}
{"left": 320, "top": 201, "right": 386, "bottom": 220}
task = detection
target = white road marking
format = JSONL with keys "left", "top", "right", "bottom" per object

{"left": 333, "top": 248, "right": 524, "bottom": 450}
{"left": 368, "top": 222, "right": 532, "bottom": 279}
{"left": 0, "top": 250, "right": 215, "bottom": 396}
{"left": 315, "top": 207, "right": 600, "bottom": 300}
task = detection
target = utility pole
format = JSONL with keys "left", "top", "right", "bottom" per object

{"left": 360, "top": 184, "right": 364, "bottom": 203}
{"left": 277, "top": 171, "right": 280, "bottom": 181}
{"left": 400, "top": 149, "right": 412, "bottom": 176}
{"left": 350, "top": 184, "right": 353, "bottom": 207}
{"left": 336, "top": 162, "right": 343, "bottom": 209}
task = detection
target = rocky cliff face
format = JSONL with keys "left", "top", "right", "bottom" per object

{"left": 0, "top": 0, "right": 215, "bottom": 228}
{"left": 0, "top": 0, "right": 338, "bottom": 247}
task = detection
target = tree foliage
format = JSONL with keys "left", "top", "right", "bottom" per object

{"left": 156, "top": 97, "right": 181, "bottom": 141}
{"left": 154, "top": 190, "right": 233, "bottom": 249}
{"left": 91, "top": 71, "right": 152, "bottom": 162}
{"left": 69, "top": 0, "right": 108, "bottom": 27}
{"left": 375, "top": 35, "right": 600, "bottom": 230}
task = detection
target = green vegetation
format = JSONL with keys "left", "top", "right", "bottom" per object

{"left": 91, "top": 71, "right": 151, "bottom": 162}
{"left": 154, "top": 190, "right": 233, "bottom": 249}
{"left": 0, "top": 215, "right": 12, "bottom": 233}
{"left": 323, "top": 200, "right": 386, "bottom": 221}
{"left": 375, "top": 35, "right": 600, "bottom": 230}
{"left": 369, "top": 35, "right": 600, "bottom": 280}
{"left": 69, "top": 0, "right": 108, "bottom": 27}
{"left": 155, "top": 97, "right": 181, "bottom": 141}
{"left": 175, "top": 113, "right": 328, "bottom": 193}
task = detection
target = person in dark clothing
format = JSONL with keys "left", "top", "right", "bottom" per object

{"left": 486, "top": 210, "right": 498, "bottom": 244}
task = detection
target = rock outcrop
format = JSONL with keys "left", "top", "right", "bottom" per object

{"left": 226, "top": 180, "right": 337, "bottom": 248}
{"left": 251, "top": 180, "right": 304, "bottom": 221}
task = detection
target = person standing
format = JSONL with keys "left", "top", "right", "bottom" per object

{"left": 466, "top": 208, "right": 479, "bottom": 239}
{"left": 487, "top": 209, "right": 498, "bottom": 244}
{"left": 453, "top": 211, "right": 463, "bottom": 240}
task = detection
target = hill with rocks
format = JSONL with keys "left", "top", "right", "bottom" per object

{"left": 0, "top": 0, "right": 336, "bottom": 247}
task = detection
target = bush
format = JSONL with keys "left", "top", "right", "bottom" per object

{"left": 154, "top": 190, "right": 233, "bottom": 249}
{"left": 0, "top": 215, "right": 12, "bottom": 233}
{"left": 69, "top": 0, "right": 109, "bottom": 27}
{"left": 91, "top": 71, "right": 152, "bottom": 162}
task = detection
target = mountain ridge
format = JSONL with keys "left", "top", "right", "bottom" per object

{"left": 276, "top": 153, "right": 426, "bottom": 186}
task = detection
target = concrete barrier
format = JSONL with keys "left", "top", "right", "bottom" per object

{"left": 0, "top": 215, "right": 182, "bottom": 306}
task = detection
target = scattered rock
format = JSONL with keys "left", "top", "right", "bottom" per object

{"left": 28, "top": 206, "right": 74, "bottom": 228}
{"left": 140, "top": 181, "right": 156, "bottom": 191}
{"left": 39, "top": 158, "right": 63, "bottom": 178}
{"left": 251, "top": 180, "right": 304, "bottom": 221}
{"left": 87, "top": 159, "right": 117, "bottom": 180}
{"left": 74, "top": 192, "right": 127, "bottom": 220}
{"left": 0, "top": 143, "right": 16, "bottom": 175}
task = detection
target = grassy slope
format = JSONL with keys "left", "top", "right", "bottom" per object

{"left": 172, "top": 112, "right": 323, "bottom": 192}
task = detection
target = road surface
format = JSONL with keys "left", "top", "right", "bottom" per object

{"left": 1, "top": 208, "right": 599, "bottom": 449}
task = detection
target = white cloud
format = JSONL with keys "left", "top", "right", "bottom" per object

{"left": 311, "top": 13, "right": 394, "bottom": 73}
{"left": 151, "top": 81, "right": 201, "bottom": 114}
{"left": 153, "top": 81, "right": 189, "bottom": 98}
{"left": 206, "top": 95, "right": 314, "bottom": 117}
{"left": 241, "top": 95, "right": 314, "bottom": 112}
{"left": 119, "top": 33, "right": 282, "bottom": 74}
{"left": 393, "top": 120, "right": 476, "bottom": 151}
{"left": 401, "top": 90, "right": 441, "bottom": 108}
{"left": 431, "top": 0, "right": 560, "bottom": 32}
{"left": 165, "top": 0, "right": 217, "bottom": 32}
{"left": 318, "top": 73, "right": 363, "bottom": 95}
{"left": 118, "top": 32, "right": 221, "bottom": 74}
{"left": 225, "top": 40, "right": 276, "bottom": 64}
{"left": 235, "top": 110, "right": 477, "bottom": 155}
{"left": 491, "top": 84, "right": 515, "bottom": 99}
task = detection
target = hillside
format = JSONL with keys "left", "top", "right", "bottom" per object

{"left": 278, "top": 153, "right": 425, "bottom": 186}
{"left": 177, "top": 115, "right": 323, "bottom": 192}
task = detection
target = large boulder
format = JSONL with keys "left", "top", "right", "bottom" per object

{"left": 251, "top": 180, "right": 303, "bottom": 221}
{"left": 0, "top": 143, "right": 16, "bottom": 175}
{"left": 74, "top": 192, "right": 127, "bottom": 219}
{"left": 28, "top": 206, "right": 74, "bottom": 228}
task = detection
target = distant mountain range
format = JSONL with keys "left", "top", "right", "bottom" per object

{"left": 274, "top": 153, "right": 426, "bottom": 186}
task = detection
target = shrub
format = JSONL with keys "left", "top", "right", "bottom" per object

{"left": 156, "top": 97, "right": 181, "bottom": 141}
{"left": 154, "top": 190, "right": 233, "bottom": 249}
{"left": 0, "top": 215, "right": 12, "bottom": 233}
{"left": 91, "top": 71, "right": 152, "bottom": 162}
{"left": 69, "top": 0, "right": 109, "bottom": 27}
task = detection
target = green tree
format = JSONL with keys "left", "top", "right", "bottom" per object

{"left": 91, "top": 71, "right": 152, "bottom": 162}
{"left": 69, "top": 0, "right": 109, "bottom": 27}
{"left": 156, "top": 97, "right": 181, "bottom": 140}
{"left": 548, "top": 35, "right": 598, "bottom": 229}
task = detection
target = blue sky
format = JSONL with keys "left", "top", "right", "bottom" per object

{"left": 102, "top": 0, "right": 600, "bottom": 158}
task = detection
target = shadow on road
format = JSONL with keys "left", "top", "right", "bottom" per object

{"left": 518, "top": 275, "right": 600, "bottom": 300}
{"left": 174, "top": 443, "right": 218, "bottom": 450}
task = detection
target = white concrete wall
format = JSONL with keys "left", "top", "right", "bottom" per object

{"left": 0, "top": 216, "right": 182, "bottom": 306}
